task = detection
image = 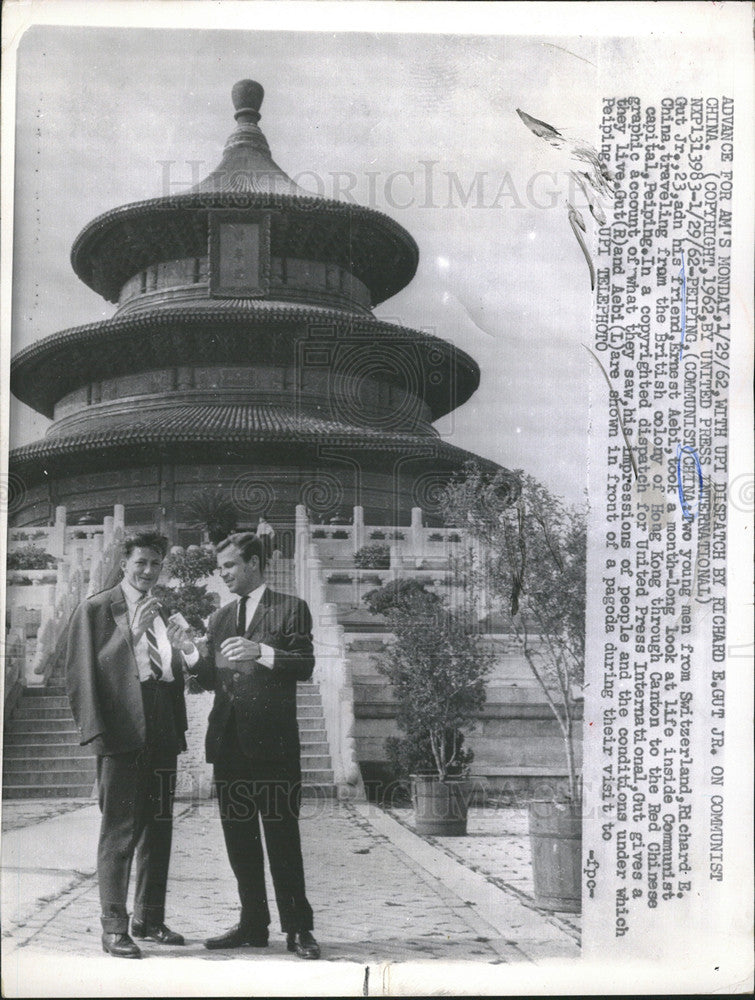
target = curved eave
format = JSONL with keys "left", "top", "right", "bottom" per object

{"left": 70, "top": 192, "right": 419, "bottom": 307}
{"left": 10, "top": 304, "right": 481, "bottom": 422}
{"left": 9, "top": 417, "right": 505, "bottom": 481}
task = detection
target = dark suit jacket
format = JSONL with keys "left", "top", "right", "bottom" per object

{"left": 65, "top": 584, "right": 188, "bottom": 757}
{"left": 193, "top": 588, "right": 314, "bottom": 763}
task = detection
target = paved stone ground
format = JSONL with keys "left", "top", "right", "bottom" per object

{"left": 2, "top": 795, "right": 579, "bottom": 995}
{"left": 3, "top": 799, "right": 520, "bottom": 963}
{"left": 387, "top": 805, "right": 582, "bottom": 942}
{"left": 1, "top": 799, "right": 93, "bottom": 833}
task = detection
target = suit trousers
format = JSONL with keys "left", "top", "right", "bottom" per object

{"left": 96, "top": 682, "right": 178, "bottom": 933}
{"left": 213, "top": 717, "right": 313, "bottom": 936}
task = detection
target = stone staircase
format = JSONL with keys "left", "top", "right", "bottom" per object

{"left": 3, "top": 681, "right": 336, "bottom": 800}
{"left": 3, "top": 683, "right": 97, "bottom": 799}
{"left": 270, "top": 557, "right": 336, "bottom": 795}
{"left": 297, "top": 682, "right": 336, "bottom": 797}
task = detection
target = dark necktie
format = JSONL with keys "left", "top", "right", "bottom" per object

{"left": 236, "top": 596, "right": 248, "bottom": 636}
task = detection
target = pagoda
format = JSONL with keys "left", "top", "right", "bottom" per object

{"left": 10, "top": 80, "right": 507, "bottom": 545}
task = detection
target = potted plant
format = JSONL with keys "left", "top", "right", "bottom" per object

{"left": 184, "top": 487, "right": 238, "bottom": 545}
{"left": 364, "top": 578, "right": 492, "bottom": 835}
{"left": 443, "top": 463, "right": 585, "bottom": 911}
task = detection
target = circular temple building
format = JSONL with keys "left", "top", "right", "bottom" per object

{"left": 10, "top": 80, "right": 506, "bottom": 547}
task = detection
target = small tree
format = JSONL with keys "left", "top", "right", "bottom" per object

{"left": 153, "top": 547, "right": 217, "bottom": 634}
{"left": 443, "top": 463, "right": 586, "bottom": 802}
{"left": 364, "top": 579, "right": 492, "bottom": 781}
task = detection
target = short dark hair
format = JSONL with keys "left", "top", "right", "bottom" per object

{"left": 216, "top": 532, "right": 266, "bottom": 572}
{"left": 122, "top": 532, "right": 168, "bottom": 560}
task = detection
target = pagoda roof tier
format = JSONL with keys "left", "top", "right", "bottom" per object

{"left": 71, "top": 193, "right": 418, "bottom": 307}
{"left": 11, "top": 302, "right": 479, "bottom": 421}
{"left": 9, "top": 403, "right": 502, "bottom": 479}
{"left": 71, "top": 82, "right": 418, "bottom": 307}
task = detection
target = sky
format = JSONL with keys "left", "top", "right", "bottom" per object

{"left": 9, "top": 23, "right": 617, "bottom": 505}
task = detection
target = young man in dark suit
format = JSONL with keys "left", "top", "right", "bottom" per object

{"left": 66, "top": 532, "right": 188, "bottom": 959}
{"left": 175, "top": 532, "right": 320, "bottom": 959}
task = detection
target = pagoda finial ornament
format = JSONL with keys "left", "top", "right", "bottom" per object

{"left": 231, "top": 79, "right": 264, "bottom": 125}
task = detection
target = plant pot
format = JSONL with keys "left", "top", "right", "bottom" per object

{"left": 411, "top": 774, "right": 471, "bottom": 836}
{"left": 528, "top": 799, "right": 582, "bottom": 913}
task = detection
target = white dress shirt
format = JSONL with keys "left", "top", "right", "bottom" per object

{"left": 184, "top": 583, "right": 275, "bottom": 670}
{"left": 121, "top": 578, "right": 175, "bottom": 683}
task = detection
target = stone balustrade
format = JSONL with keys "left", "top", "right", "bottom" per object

{"left": 296, "top": 504, "right": 364, "bottom": 800}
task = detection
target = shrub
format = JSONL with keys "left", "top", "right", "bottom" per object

{"left": 153, "top": 546, "right": 218, "bottom": 635}
{"left": 363, "top": 578, "right": 440, "bottom": 616}
{"left": 354, "top": 543, "right": 390, "bottom": 569}
{"left": 331, "top": 530, "right": 349, "bottom": 539}
{"left": 6, "top": 545, "right": 58, "bottom": 571}
{"left": 386, "top": 730, "right": 474, "bottom": 784}
{"left": 312, "top": 529, "right": 327, "bottom": 539}
{"left": 369, "top": 530, "right": 386, "bottom": 540}
{"left": 152, "top": 584, "right": 216, "bottom": 633}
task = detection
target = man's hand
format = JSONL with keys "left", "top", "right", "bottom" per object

{"left": 166, "top": 621, "right": 195, "bottom": 654}
{"left": 132, "top": 596, "right": 162, "bottom": 642}
{"left": 220, "top": 636, "right": 262, "bottom": 663}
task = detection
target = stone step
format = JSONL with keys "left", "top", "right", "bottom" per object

{"left": 3, "top": 742, "right": 91, "bottom": 759}
{"left": 300, "top": 753, "right": 332, "bottom": 769}
{"left": 3, "top": 757, "right": 97, "bottom": 778}
{"left": 296, "top": 706, "right": 324, "bottom": 719}
{"left": 297, "top": 720, "right": 327, "bottom": 734}
{"left": 4, "top": 767, "right": 97, "bottom": 787}
{"left": 300, "top": 768, "right": 335, "bottom": 783}
{"left": 14, "top": 695, "right": 71, "bottom": 710}
{"left": 13, "top": 707, "right": 76, "bottom": 721}
{"left": 24, "top": 686, "right": 67, "bottom": 699}
{"left": 297, "top": 739, "right": 330, "bottom": 751}
{"left": 296, "top": 693, "right": 322, "bottom": 704}
{"left": 3, "top": 784, "right": 95, "bottom": 799}
{"left": 6, "top": 719, "right": 79, "bottom": 736}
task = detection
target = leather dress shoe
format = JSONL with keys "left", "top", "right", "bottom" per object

{"left": 131, "top": 920, "right": 185, "bottom": 945}
{"left": 287, "top": 930, "right": 321, "bottom": 959}
{"left": 204, "top": 923, "right": 269, "bottom": 950}
{"left": 102, "top": 932, "right": 142, "bottom": 959}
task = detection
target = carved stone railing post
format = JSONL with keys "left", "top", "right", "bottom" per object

{"left": 352, "top": 506, "right": 365, "bottom": 553}
{"left": 49, "top": 505, "right": 67, "bottom": 559}
{"left": 411, "top": 506, "right": 424, "bottom": 564}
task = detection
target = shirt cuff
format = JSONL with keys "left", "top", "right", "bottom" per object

{"left": 258, "top": 643, "right": 275, "bottom": 669}
{"left": 182, "top": 646, "right": 200, "bottom": 667}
